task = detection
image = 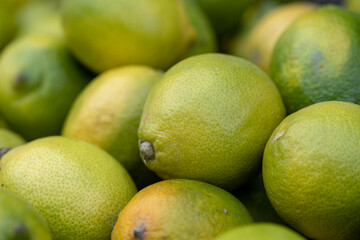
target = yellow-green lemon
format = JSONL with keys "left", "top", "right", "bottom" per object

{"left": 0, "top": 136, "right": 137, "bottom": 240}
{"left": 111, "top": 179, "right": 253, "bottom": 240}
{"left": 0, "top": 1, "right": 17, "bottom": 50}
{"left": 61, "top": 0, "right": 196, "bottom": 73}
{"left": 62, "top": 65, "right": 162, "bottom": 173}
{"left": 0, "top": 35, "right": 90, "bottom": 140}
{"left": 214, "top": 223, "right": 306, "bottom": 240}
{"left": 270, "top": 5, "right": 360, "bottom": 113}
{"left": 138, "top": 53, "right": 285, "bottom": 190}
{"left": 0, "top": 188, "right": 52, "bottom": 240}
{"left": 263, "top": 101, "right": 360, "bottom": 240}
{"left": 230, "top": 1, "right": 316, "bottom": 73}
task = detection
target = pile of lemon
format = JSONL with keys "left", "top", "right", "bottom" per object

{"left": 0, "top": 0, "right": 359, "bottom": 239}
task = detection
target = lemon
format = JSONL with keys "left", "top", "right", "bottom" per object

{"left": 0, "top": 136, "right": 137, "bottom": 240}
{"left": 111, "top": 179, "right": 253, "bottom": 240}
{"left": 214, "top": 223, "right": 306, "bottom": 240}
{"left": 233, "top": 174, "right": 284, "bottom": 224}
{"left": 0, "top": 1, "right": 17, "bottom": 50}
{"left": 0, "top": 128, "right": 25, "bottom": 148}
{"left": 0, "top": 35, "right": 90, "bottom": 140}
{"left": 62, "top": 65, "right": 162, "bottom": 172}
{"left": 230, "top": 1, "right": 316, "bottom": 73}
{"left": 345, "top": 0, "right": 360, "bottom": 12}
{"left": 270, "top": 5, "right": 360, "bottom": 113}
{"left": 0, "top": 188, "right": 51, "bottom": 240}
{"left": 61, "top": 0, "right": 196, "bottom": 73}
{"left": 263, "top": 101, "right": 360, "bottom": 240}
{"left": 138, "top": 53, "right": 285, "bottom": 190}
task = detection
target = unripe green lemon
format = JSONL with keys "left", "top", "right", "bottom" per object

{"left": 263, "top": 101, "right": 360, "bottom": 240}
{"left": 0, "top": 136, "right": 137, "bottom": 240}
{"left": 0, "top": 128, "right": 25, "bottom": 148}
{"left": 138, "top": 53, "right": 285, "bottom": 190}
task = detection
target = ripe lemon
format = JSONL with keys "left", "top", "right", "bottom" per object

{"left": 138, "top": 53, "right": 285, "bottom": 190}
{"left": 0, "top": 128, "right": 25, "bottom": 148}
{"left": 111, "top": 179, "right": 253, "bottom": 240}
{"left": 0, "top": 136, "right": 137, "bottom": 240}
{"left": 214, "top": 223, "right": 306, "bottom": 240}
{"left": 263, "top": 101, "right": 360, "bottom": 240}
{"left": 230, "top": 1, "right": 316, "bottom": 73}
{"left": 62, "top": 65, "right": 162, "bottom": 178}
{"left": 270, "top": 5, "right": 360, "bottom": 113}
{"left": 0, "top": 35, "right": 90, "bottom": 140}
{"left": 0, "top": 188, "right": 51, "bottom": 240}
{"left": 61, "top": 0, "right": 196, "bottom": 73}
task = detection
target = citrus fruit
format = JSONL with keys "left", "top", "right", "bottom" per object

{"left": 16, "top": 0, "right": 63, "bottom": 38}
{"left": 270, "top": 5, "right": 360, "bottom": 113}
{"left": 214, "top": 223, "right": 306, "bottom": 240}
{"left": 111, "top": 179, "right": 253, "bottom": 240}
{"left": 0, "top": 1, "right": 17, "bottom": 50}
{"left": 0, "top": 128, "right": 25, "bottom": 148}
{"left": 263, "top": 101, "right": 360, "bottom": 240}
{"left": 62, "top": 65, "right": 162, "bottom": 172}
{"left": 0, "top": 34, "right": 90, "bottom": 140}
{"left": 0, "top": 188, "right": 51, "bottom": 240}
{"left": 230, "top": 1, "right": 316, "bottom": 73}
{"left": 0, "top": 136, "right": 137, "bottom": 240}
{"left": 138, "top": 53, "right": 285, "bottom": 190}
{"left": 232, "top": 174, "right": 284, "bottom": 224}
{"left": 61, "top": 0, "right": 196, "bottom": 73}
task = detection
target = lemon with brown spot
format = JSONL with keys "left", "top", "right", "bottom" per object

{"left": 112, "top": 179, "right": 253, "bottom": 240}
{"left": 138, "top": 53, "right": 285, "bottom": 190}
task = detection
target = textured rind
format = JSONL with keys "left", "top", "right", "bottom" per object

{"left": 263, "top": 101, "right": 360, "bottom": 240}
{"left": 0, "top": 136, "right": 137, "bottom": 240}
{"left": 138, "top": 53, "right": 285, "bottom": 190}
{"left": 112, "top": 179, "right": 253, "bottom": 240}
{"left": 270, "top": 5, "right": 360, "bottom": 113}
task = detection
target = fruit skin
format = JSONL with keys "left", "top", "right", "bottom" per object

{"left": 0, "top": 188, "right": 52, "bottom": 240}
{"left": 0, "top": 35, "right": 90, "bottom": 140}
{"left": 270, "top": 5, "right": 360, "bottom": 114}
{"left": 111, "top": 179, "right": 253, "bottom": 240}
{"left": 214, "top": 223, "right": 306, "bottom": 240}
{"left": 263, "top": 101, "right": 360, "bottom": 240}
{"left": 0, "top": 0, "right": 17, "bottom": 50}
{"left": 230, "top": 1, "right": 316, "bottom": 73}
{"left": 61, "top": 0, "right": 196, "bottom": 73}
{"left": 0, "top": 128, "right": 26, "bottom": 147}
{"left": 138, "top": 53, "right": 285, "bottom": 190}
{"left": 62, "top": 65, "right": 162, "bottom": 172}
{"left": 0, "top": 136, "right": 137, "bottom": 240}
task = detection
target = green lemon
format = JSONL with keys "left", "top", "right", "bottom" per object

{"left": 270, "top": 5, "right": 360, "bottom": 113}
{"left": 263, "top": 101, "right": 360, "bottom": 240}
{"left": 112, "top": 179, "right": 253, "bottom": 240}
{"left": 61, "top": 0, "right": 196, "bottom": 73}
{"left": 0, "top": 128, "right": 25, "bottom": 148}
{"left": 138, "top": 53, "right": 285, "bottom": 190}
{"left": 0, "top": 136, "right": 137, "bottom": 240}
{"left": 230, "top": 1, "right": 316, "bottom": 73}
{"left": 62, "top": 65, "right": 163, "bottom": 187}
{"left": 0, "top": 35, "right": 90, "bottom": 140}
{"left": 0, "top": 189, "right": 51, "bottom": 240}
{"left": 214, "top": 223, "right": 305, "bottom": 240}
